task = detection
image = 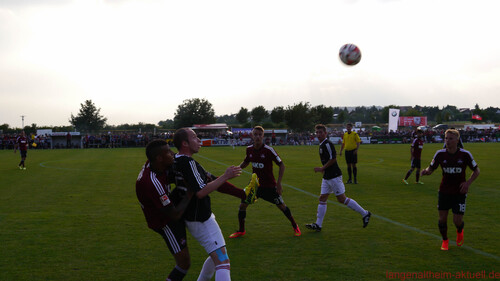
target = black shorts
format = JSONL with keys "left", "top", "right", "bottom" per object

{"left": 411, "top": 158, "right": 421, "bottom": 169}
{"left": 255, "top": 186, "right": 284, "bottom": 205}
{"left": 345, "top": 150, "right": 357, "bottom": 164}
{"left": 154, "top": 219, "right": 187, "bottom": 255}
{"left": 20, "top": 150, "right": 27, "bottom": 158}
{"left": 438, "top": 192, "right": 467, "bottom": 215}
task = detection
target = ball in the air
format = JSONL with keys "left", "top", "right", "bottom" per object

{"left": 339, "top": 43, "right": 361, "bottom": 66}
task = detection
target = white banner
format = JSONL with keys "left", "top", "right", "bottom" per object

{"left": 388, "top": 109, "right": 400, "bottom": 132}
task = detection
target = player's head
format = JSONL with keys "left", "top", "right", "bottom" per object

{"left": 416, "top": 129, "right": 423, "bottom": 136}
{"left": 146, "top": 139, "right": 174, "bottom": 167}
{"left": 315, "top": 124, "right": 327, "bottom": 141}
{"left": 444, "top": 129, "right": 460, "bottom": 149}
{"left": 251, "top": 126, "right": 265, "bottom": 146}
{"left": 173, "top": 128, "right": 201, "bottom": 154}
{"left": 21, "top": 131, "right": 26, "bottom": 137}
{"left": 346, "top": 123, "right": 353, "bottom": 132}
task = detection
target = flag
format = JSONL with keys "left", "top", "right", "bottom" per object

{"left": 388, "top": 109, "right": 400, "bottom": 132}
{"left": 472, "top": 114, "right": 482, "bottom": 120}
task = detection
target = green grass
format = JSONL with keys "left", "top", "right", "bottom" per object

{"left": 1, "top": 143, "right": 499, "bottom": 280}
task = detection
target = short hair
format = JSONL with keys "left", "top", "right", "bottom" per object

{"left": 173, "top": 128, "right": 189, "bottom": 150}
{"left": 146, "top": 139, "right": 168, "bottom": 162}
{"left": 346, "top": 123, "right": 353, "bottom": 127}
{"left": 315, "top": 124, "right": 327, "bottom": 131}
{"left": 445, "top": 129, "right": 460, "bottom": 139}
{"left": 416, "top": 129, "right": 423, "bottom": 134}
{"left": 253, "top": 126, "right": 264, "bottom": 132}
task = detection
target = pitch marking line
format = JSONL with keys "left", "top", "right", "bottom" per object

{"left": 197, "top": 154, "right": 500, "bottom": 262}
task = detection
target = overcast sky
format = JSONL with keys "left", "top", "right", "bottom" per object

{"left": 1, "top": 0, "right": 499, "bottom": 128}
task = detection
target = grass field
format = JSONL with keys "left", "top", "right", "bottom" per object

{"left": 1, "top": 143, "right": 499, "bottom": 281}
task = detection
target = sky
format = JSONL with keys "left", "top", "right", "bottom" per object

{"left": 1, "top": 0, "right": 499, "bottom": 128}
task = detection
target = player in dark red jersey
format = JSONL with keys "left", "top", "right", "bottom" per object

{"left": 421, "top": 129, "right": 480, "bottom": 251}
{"left": 136, "top": 140, "right": 193, "bottom": 281}
{"left": 14, "top": 131, "right": 29, "bottom": 170}
{"left": 173, "top": 128, "right": 242, "bottom": 281}
{"left": 305, "top": 124, "right": 371, "bottom": 232}
{"left": 403, "top": 129, "right": 425, "bottom": 185}
{"left": 229, "top": 126, "right": 301, "bottom": 238}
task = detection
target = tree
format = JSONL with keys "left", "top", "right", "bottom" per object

{"left": 251, "top": 106, "right": 269, "bottom": 124}
{"left": 70, "top": 100, "right": 107, "bottom": 133}
{"left": 270, "top": 106, "right": 285, "bottom": 124}
{"left": 173, "top": 98, "right": 216, "bottom": 128}
{"left": 310, "top": 105, "right": 334, "bottom": 125}
{"left": 236, "top": 107, "right": 250, "bottom": 124}
{"left": 284, "top": 102, "right": 312, "bottom": 132}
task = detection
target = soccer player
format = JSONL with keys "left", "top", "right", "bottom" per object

{"left": 173, "top": 128, "right": 242, "bottom": 281}
{"left": 14, "top": 131, "right": 28, "bottom": 170}
{"left": 306, "top": 124, "right": 371, "bottom": 232}
{"left": 229, "top": 126, "right": 301, "bottom": 238}
{"left": 136, "top": 140, "right": 193, "bottom": 281}
{"left": 402, "top": 129, "right": 425, "bottom": 185}
{"left": 339, "top": 123, "right": 361, "bottom": 184}
{"left": 421, "top": 129, "right": 480, "bottom": 251}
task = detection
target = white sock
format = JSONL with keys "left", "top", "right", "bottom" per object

{"left": 197, "top": 257, "right": 215, "bottom": 281}
{"left": 316, "top": 201, "right": 327, "bottom": 227}
{"left": 344, "top": 197, "right": 368, "bottom": 216}
{"left": 215, "top": 264, "right": 231, "bottom": 281}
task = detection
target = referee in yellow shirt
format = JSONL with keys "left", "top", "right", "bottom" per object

{"left": 339, "top": 123, "right": 361, "bottom": 184}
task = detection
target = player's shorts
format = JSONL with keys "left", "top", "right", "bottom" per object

{"left": 438, "top": 192, "right": 467, "bottom": 215}
{"left": 410, "top": 158, "right": 421, "bottom": 169}
{"left": 256, "top": 186, "right": 285, "bottom": 205}
{"left": 154, "top": 219, "right": 187, "bottom": 255}
{"left": 321, "top": 176, "right": 345, "bottom": 196}
{"left": 345, "top": 150, "right": 357, "bottom": 164}
{"left": 185, "top": 213, "right": 226, "bottom": 255}
{"left": 20, "top": 150, "right": 27, "bottom": 158}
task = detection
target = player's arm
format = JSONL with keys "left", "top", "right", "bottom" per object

{"left": 314, "top": 158, "right": 336, "bottom": 173}
{"left": 239, "top": 160, "right": 250, "bottom": 169}
{"left": 420, "top": 166, "right": 435, "bottom": 176}
{"left": 276, "top": 162, "right": 285, "bottom": 195}
{"left": 196, "top": 166, "right": 242, "bottom": 198}
{"left": 339, "top": 140, "right": 345, "bottom": 156}
{"left": 460, "top": 166, "right": 480, "bottom": 194}
{"left": 160, "top": 190, "right": 193, "bottom": 221}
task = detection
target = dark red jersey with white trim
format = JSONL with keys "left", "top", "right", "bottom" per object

{"left": 429, "top": 148, "right": 478, "bottom": 195}
{"left": 244, "top": 144, "right": 282, "bottom": 188}
{"left": 136, "top": 161, "right": 173, "bottom": 229}
{"left": 17, "top": 136, "right": 28, "bottom": 151}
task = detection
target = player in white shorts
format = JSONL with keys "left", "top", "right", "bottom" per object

{"left": 306, "top": 124, "right": 371, "bottom": 232}
{"left": 173, "top": 128, "right": 242, "bottom": 281}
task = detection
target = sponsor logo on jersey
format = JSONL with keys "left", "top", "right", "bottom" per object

{"left": 160, "top": 194, "right": 171, "bottom": 206}
{"left": 442, "top": 167, "right": 462, "bottom": 174}
{"left": 252, "top": 162, "right": 264, "bottom": 169}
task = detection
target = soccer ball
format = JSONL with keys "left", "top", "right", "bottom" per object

{"left": 339, "top": 43, "right": 361, "bottom": 66}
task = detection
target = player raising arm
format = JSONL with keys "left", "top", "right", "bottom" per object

{"left": 421, "top": 129, "right": 480, "bottom": 251}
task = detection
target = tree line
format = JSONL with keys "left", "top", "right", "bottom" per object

{"left": 1, "top": 99, "right": 498, "bottom": 135}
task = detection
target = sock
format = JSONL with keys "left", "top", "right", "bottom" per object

{"left": 456, "top": 221, "right": 464, "bottom": 233}
{"left": 415, "top": 171, "right": 420, "bottom": 182}
{"left": 404, "top": 169, "right": 412, "bottom": 180}
{"left": 316, "top": 201, "right": 327, "bottom": 227}
{"left": 217, "top": 182, "right": 246, "bottom": 200}
{"left": 167, "top": 265, "right": 187, "bottom": 281}
{"left": 237, "top": 210, "right": 246, "bottom": 232}
{"left": 197, "top": 257, "right": 215, "bottom": 281}
{"left": 438, "top": 222, "right": 448, "bottom": 240}
{"left": 215, "top": 264, "right": 231, "bottom": 281}
{"left": 344, "top": 198, "right": 368, "bottom": 216}
{"left": 347, "top": 167, "right": 352, "bottom": 180}
{"left": 353, "top": 167, "right": 357, "bottom": 180}
{"left": 282, "top": 206, "right": 297, "bottom": 228}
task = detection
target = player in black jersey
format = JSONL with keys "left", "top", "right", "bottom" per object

{"left": 305, "top": 124, "right": 371, "bottom": 232}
